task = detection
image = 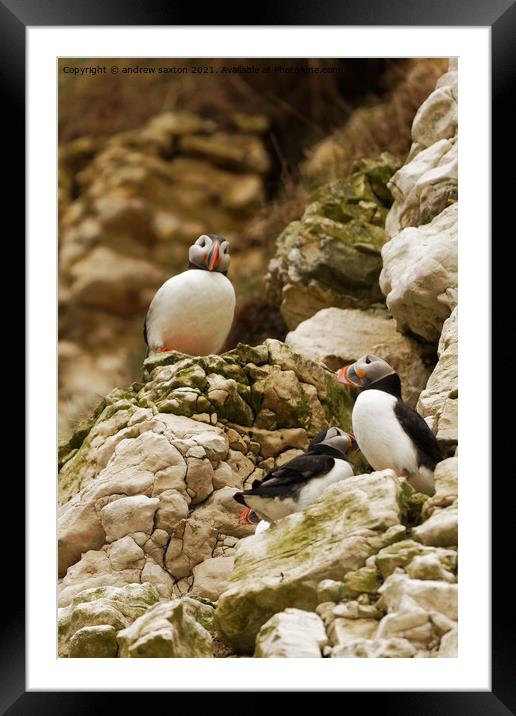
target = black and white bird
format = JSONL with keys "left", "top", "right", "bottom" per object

{"left": 144, "top": 234, "right": 235, "bottom": 356}
{"left": 336, "top": 354, "right": 441, "bottom": 496}
{"left": 234, "top": 428, "right": 357, "bottom": 524}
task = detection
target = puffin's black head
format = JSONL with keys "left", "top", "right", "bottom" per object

{"left": 336, "top": 354, "right": 401, "bottom": 397}
{"left": 188, "top": 234, "right": 230, "bottom": 273}
{"left": 309, "top": 427, "right": 358, "bottom": 458}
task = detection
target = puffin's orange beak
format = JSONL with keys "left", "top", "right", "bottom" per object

{"left": 239, "top": 508, "right": 254, "bottom": 525}
{"left": 337, "top": 365, "right": 354, "bottom": 385}
{"left": 208, "top": 243, "right": 219, "bottom": 271}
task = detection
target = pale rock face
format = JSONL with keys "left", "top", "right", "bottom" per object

{"left": 380, "top": 203, "right": 457, "bottom": 343}
{"left": 190, "top": 556, "right": 235, "bottom": 602}
{"left": 117, "top": 597, "right": 215, "bottom": 658}
{"left": 327, "top": 617, "right": 378, "bottom": 648}
{"left": 374, "top": 539, "right": 457, "bottom": 579}
{"left": 376, "top": 606, "right": 433, "bottom": 646}
{"left": 68, "top": 625, "right": 118, "bottom": 658}
{"left": 423, "top": 457, "right": 458, "bottom": 517}
{"left": 216, "top": 471, "right": 402, "bottom": 653}
{"left": 378, "top": 573, "right": 458, "bottom": 622}
{"left": 417, "top": 308, "right": 458, "bottom": 452}
{"left": 413, "top": 506, "right": 458, "bottom": 547}
{"left": 58, "top": 341, "right": 351, "bottom": 608}
{"left": 254, "top": 609, "right": 328, "bottom": 658}
{"left": 58, "top": 582, "right": 159, "bottom": 657}
{"left": 286, "top": 306, "right": 433, "bottom": 406}
{"left": 380, "top": 62, "right": 458, "bottom": 344}
{"left": 406, "top": 554, "right": 456, "bottom": 583}
{"left": 266, "top": 155, "right": 400, "bottom": 329}
{"left": 100, "top": 495, "right": 160, "bottom": 543}
{"left": 438, "top": 626, "right": 458, "bottom": 657}
{"left": 332, "top": 637, "right": 416, "bottom": 658}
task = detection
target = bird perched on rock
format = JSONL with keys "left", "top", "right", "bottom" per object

{"left": 144, "top": 234, "right": 235, "bottom": 356}
{"left": 234, "top": 427, "right": 358, "bottom": 524}
{"left": 336, "top": 354, "right": 441, "bottom": 496}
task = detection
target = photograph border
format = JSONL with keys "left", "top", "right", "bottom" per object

{"left": 6, "top": 0, "right": 507, "bottom": 709}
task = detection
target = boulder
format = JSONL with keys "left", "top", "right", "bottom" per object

{"left": 332, "top": 637, "right": 416, "bottom": 658}
{"left": 413, "top": 506, "right": 458, "bottom": 548}
{"left": 378, "top": 573, "right": 457, "bottom": 622}
{"left": 286, "top": 306, "right": 433, "bottom": 406}
{"left": 266, "top": 155, "right": 400, "bottom": 329}
{"left": 191, "top": 556, "right": 235, "bottom": 602}
{"left": 254, "top": 609, "right": 328, "bottom": 658}
{"left": 58, "top": 582, "right": 159, "bottom": 657}
{"left": 417, "top": 308, "right": 458, "bottom": 452}
{"left": 117, "top": 597, "right": 215, "bottom": 657}
{"left": 380, "top": 62, "right": 458, "bottom": 344}
{"left": 216, "top": 471, "right": 401, "bottom": 653}
{"left": 380, "top": 203, "right": 457, "bottom": 343}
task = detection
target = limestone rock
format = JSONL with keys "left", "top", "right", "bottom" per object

{"left": 332, "top": 637, "right": 416, "bottom": 658}
{"left": 438, "top": 626, "right": 458, "bottom": 657}
{"left": 254, "top": 609, "right": 328, "bottom": 658}
{"left": 100, "top": 495, "right": 159, "bottom": 543}
{"left": 191, "top": 556, "right": 235, "bottom": 602}
{"left": 266, "top": 155, "right": 400, "bottom": 329}
{"left": 117, "top": 597, "right": 214, "bottom": 657}
{"left": 58, "top": 582, "right": 159, "bottom": 657}
{"left": 216, "top": 471, "right": 401, "bottom": 653}
{"left": 68, "top": 625, "right": 118, "bottom": 658}
{"left": 327, "top": 617, "right": 378, "bottom": 648}
{"left": 374, "top": 539, "right": 457, "bottom": 579}
{"left": 422, "top": 457, "right": 458, "bottom": 518}
{"left": 58, "top": 341, "right": 352, "bottom": 605}
{"left": 406, "top": 554, "right": 456, "bottom": 583}
{"left": 417, "top": 308, "right": 458, "bottom": 452}
{"left": 286, "top": 307, "right": 433, "bottom": 406}
{"left": 378, "top": 573, "right": 457, "bottom": 622}
{"left": 380, "top": 203, "right": 457, "bottom": 343}
{"left": 380, "top": 62, "right": 458, "bottom": 343}
{"left": 413, "top": 506, "right": 458, "bottom": 547}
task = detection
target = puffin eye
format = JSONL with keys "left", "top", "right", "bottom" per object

{"left": 365, "top": 356, "right": 372, "bottom": 364}
{"left": 197, "top": 235, "right": 209, "bottom": 248}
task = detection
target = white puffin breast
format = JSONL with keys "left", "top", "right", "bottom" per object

{"left": 146, "top": 270, "right": 235, "bottom": 355}
{"left": 244, "top": 458, "right": 354, "bottom": 523}
{"left": 352, "top": 389, "right": 418, "bottom": 475}
{"left": 296, "top": 458, "right": 354, "bottom": 510}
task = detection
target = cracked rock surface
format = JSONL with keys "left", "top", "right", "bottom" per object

{"left": 58, "top": 338, "right": 352, "bottom": 654}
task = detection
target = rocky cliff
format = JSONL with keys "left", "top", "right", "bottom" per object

{"left": 58, "top": 113, "right": 272, "bottom": 437}
{"left": 58, "top": 60, "right": 458, "bottom": 658}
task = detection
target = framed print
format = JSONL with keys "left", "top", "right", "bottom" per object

{"left": 6, "top": 0, "right": 509, "bottom": 709}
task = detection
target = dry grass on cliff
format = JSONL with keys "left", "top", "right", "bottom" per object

{"left": 246, "top": 58, "right": 448, "bottom": 250}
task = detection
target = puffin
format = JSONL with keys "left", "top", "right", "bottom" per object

{"left": 234, "top": 427, "right": 358, "bottom": 524}
{"left": 144, "top": 234, "right": 235, "bottom": 355}
{"left": 336, "top": 354, "right": 441, "bottom": 496}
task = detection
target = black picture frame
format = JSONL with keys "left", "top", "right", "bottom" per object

{"left": 7, "top": 0, "right": 507, "bottom": 710}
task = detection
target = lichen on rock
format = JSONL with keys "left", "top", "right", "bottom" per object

{"left": 58, "top": 339, "right": 352, "bottom": 612}
{"left": 266, "top": 154, "right": 401, "bottom": 329}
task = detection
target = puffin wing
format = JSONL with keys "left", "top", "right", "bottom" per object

{"left": 394, "top": 401, "right": 442, "bottom": 470}
{"left": 242, "top": 453, "right": 335, "bottom": 498}
{"left": 143, "top": 314, "right": 148, "bottom": 346}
